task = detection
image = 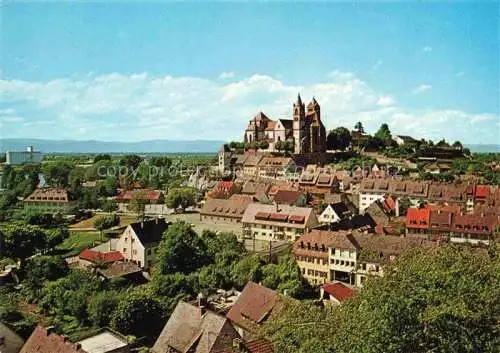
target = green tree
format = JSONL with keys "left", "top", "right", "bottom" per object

{"left": 42, "top": 161, "right": 74, "bottom": 187}
{"left": 326, "top": 127, "right": 352, "bottom": 151}
{"left": 332, "top": 245, "right": 499, "bottom": 353}
{"left": 88, "top": 291, "right": 120, "bottom": 327}
{"left": 23, "top": 255, "right": 69, "bottom": 300}
{"left": 119, "top": 154, "right": 143, "bottom": 170}
{"left": 102, "top": 199, "right": 118, "bottom": 213}
{"left": 165, "top": 187, "right": 196, "bottom": 211}
{"left": 263, "top": 298, "right": 337, "bottom": 353}
{"left": 111, "top": 287, "right": 164, "bottom": 340}
{"left": 93, "top": 154, "right": 112, "bottom": 163}
{"left": 231, "top": 254, "right": 262, "bottom": 288}
{"left": 354, "top": 121, "right": 364, "bottom": 133}
{"left": 156, "top": 221, "right": 209, "bottom": 275}
{"left": 0, "top": 223, "right": 48, "bottom": 269}
{"left": 374, "top": 123, "right": 392, "bottom": 147}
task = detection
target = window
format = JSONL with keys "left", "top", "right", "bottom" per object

{"left": 124, "top": 237, "right": 128, "bottom": 242}
{"left": 123, "top": 248, "right": 127, "bottom": 253}
{"left": 133, "top": 249, "right": 137, "bottom": 255}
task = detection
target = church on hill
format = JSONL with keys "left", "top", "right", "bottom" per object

{"left": 244, "top": 94, "right": 327, "bottom": 154}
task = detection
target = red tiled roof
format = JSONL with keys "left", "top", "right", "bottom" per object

{"left": 20, "top": 326, "right": 86, "bottom": 353}
{"left": 322, "top": 282, "right": 355, "bottom": 302}
{"left": 384, "top": 197, "right": 396, "bottom": 211}
{"left": 405, "top": 208, "right": 430, "bottom": 229}
{"left": 226, "top": 282, "right": 278, "bottom": 332}
{"left": 272, "top": 190, "right": 303, "bottom": 205}
{"left": 475, "top": 185, "right": 490, "bottom": 198}
{"left": 116, "top": 189, "right": 161, "bottom": 202}
{"left": 79, "top": 249, "right": 124, "bottom": 264}
{"left": 288, "top": 214, "right": 305, "bottom": 223}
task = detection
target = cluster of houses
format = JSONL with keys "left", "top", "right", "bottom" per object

{"left": 2, "top": 281, "right": 287, "bottom": 353}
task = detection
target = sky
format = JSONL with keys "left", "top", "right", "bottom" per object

{"left": 1, "top": 1, "right": 499, "bottom": 144}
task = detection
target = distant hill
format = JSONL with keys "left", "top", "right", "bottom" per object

{"left": 465, "top": 144, "right": 500, "bottom": 153}
{"left": 0, "top": 139, "right": 226, "bottom": 154}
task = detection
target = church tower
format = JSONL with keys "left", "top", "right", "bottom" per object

{"left": 292, "top": 94, "right": 306, "bottom": 153}
{"left": 307, "top": 97, "right": 325, "bottom": 152}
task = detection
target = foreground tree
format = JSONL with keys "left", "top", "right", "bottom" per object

{"left": 156, "top": 221, "right": 209, "bottom": 275}
{"left": 264, "top": 245, "right": 499, "bottom": 353}
{"left": 333, "top": 245, "right": 499, "bottom": 353}
{"left": 111, "top": 287, "right": 164, "bottom": 340}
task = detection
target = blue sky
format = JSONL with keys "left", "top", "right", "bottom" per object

{"left": 1, "top": 1, "right": 498, "bottom": 144}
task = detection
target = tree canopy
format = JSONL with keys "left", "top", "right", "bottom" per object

{"left": 326, "top": 127, "right": 352, "bottom": 151}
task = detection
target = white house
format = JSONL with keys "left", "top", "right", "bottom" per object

{"left": 116, "top": 218, "right": 170, "bottom": 269}
{"left": 318, "top": 202, "right": 352, "bottom": 226}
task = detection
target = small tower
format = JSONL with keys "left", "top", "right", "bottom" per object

{"left": 293, "top": 94, "right": 306, "bottom": 153}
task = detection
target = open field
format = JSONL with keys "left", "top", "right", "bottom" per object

{"left": 69, "top": 213, "right": 138, "bottom": 230}
{"left": 57, "top": 231, "right": 108, "bottom": 257}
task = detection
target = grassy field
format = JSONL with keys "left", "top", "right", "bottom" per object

{"left": 69, "top": 214, "right": 138, "bottom": 230}
{"left": 57, "top": 231, "right": 108, "bottom": 257}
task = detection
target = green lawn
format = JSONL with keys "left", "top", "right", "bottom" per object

{"left": 58, "top": 231, "right": 108, "bottom": 257}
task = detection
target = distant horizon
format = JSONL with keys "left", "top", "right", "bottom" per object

{"left": 1, "top": 138, "right": 498, "bottom": 154}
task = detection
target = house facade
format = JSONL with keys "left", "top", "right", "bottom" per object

{"left": 117, "top": 218, "right": 169, "bottom": 269}
{"left": 241, "top": 203, "right": 319, "bottom": 242}
{"left": 23, "top": 188, "right": 70, "bottom": 214}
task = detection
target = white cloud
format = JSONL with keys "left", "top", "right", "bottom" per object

{"left": 376, "top": 95, "right": 396, "bottom": 107}
{"left": 422, "top": 46, "right": 433, "bottom": 53}
{"left": 413, "top": 84, "right": 432, "bottom": 93}
{"left": 456, "top": 71, "right": 465, "bottom": 77}
{"left": 0, "top": 72, "right": 497, "bottom": 144}
{"left": 219, "top": 71, "right": 235, "bottom": 79}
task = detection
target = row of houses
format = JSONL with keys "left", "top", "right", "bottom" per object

{"left": 292, "top": 230, "right": 437, "bottom": 287}
{"left": 359, "top": 179, "right": 499, "bottom": 213}
{"left": 406, "top": 206, "right": 498, "bottom": 245}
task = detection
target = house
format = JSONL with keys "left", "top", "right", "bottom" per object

{"left": 293, "top": 230, "right": 435, "bottom": 288}
{"left": 152, "top": 301, "right": 241, "bottom": 353}
{"left": 292, "top": 230, "right": 333, "bottom": 285}
{"left": 76, "top": 328, "right": 130, "bottom": 353}
{"left": 200, "top": 194, "right": 254, "bottom": 226}
{"left": 116, "top": 218, "right": 170, "bottom": 269}
{"left": 271, "top": 189, "right": 307, "bottom": 206}
{"left": 424, "top": 163, "right": 451, "bottom": 174}
{"left": 242, "top": 154, "right": 263, "bottom": 177}
{"left": 318, "top": 202, "right": 353, "bottom": 227}
{"left": 0, "top": 322, "right": 24, "bottom": 353}
{"left": 405, "top": 206, "right": 498, "bottom": 245}
{"left": 23, "top": 188, "right": 70, "bottom": 214}
{"left": 394, "top": 135, "right": 418, "bottom": 146}
{"left": 226, "top": 282, "right": 279, "bottom": 338}
{"left": 77, "top": 249, "right": 124, "bottom": 268}
{"left": 241, "top": 203, "right": 319, "bottom": 242}
{"left": 364, "top": 197, "right": 395, "bottom": 227}
{"left": 320, "top": 282, "right": 355, "bottom": 305}
{"left": 116, "top": 188, "right": 164, "bottom": 213}
{"left": 241, "top": 180, "right": 272, "bottom": 202}
{"left": 207, "top": 181, "right": 242, "bottom": 200}
{"left": 257, "top": 156, "right": 296, "bottom": 180}
{"left": 358, "top": 179, "right": 391, "bottom": 213}
{"left": 20, "top": 326, "right": 86, "bottom": 353}
{"left": 350, "top": 131, "right": 370, "bottom": 147}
